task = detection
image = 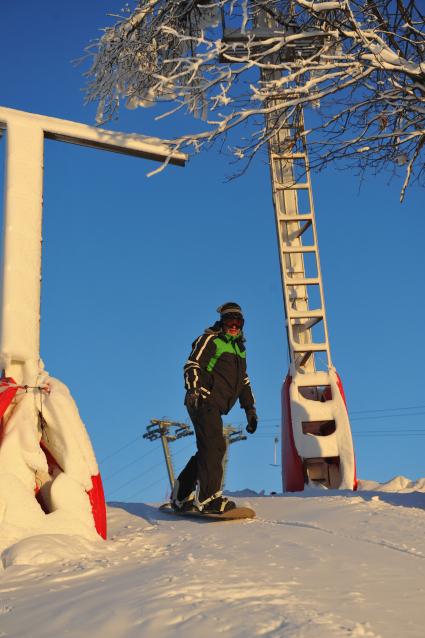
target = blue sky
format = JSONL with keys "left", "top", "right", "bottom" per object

{"left": 1, "top": 1, "right": 424, "bottom": 501}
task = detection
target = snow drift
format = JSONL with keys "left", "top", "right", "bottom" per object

{"left": 0, "top": 482, "right": 424, "bottom": 638}
{"left": 0, "top": 366, "right": 106, "bottom": 549}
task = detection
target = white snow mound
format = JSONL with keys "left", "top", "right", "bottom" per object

{"left": 358, "top": 475, "right": 425, "bottom": 493}
{"left": 0, "top": 473, "right": 99, "bottom": 563}
{"left": 2, "top": 533, "right": 100, "bottom": 568}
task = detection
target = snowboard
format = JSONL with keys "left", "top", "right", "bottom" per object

{"left": 159, "top": 503, "right": 255, "bottom": 521}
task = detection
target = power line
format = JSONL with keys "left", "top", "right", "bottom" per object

{"left": 171, "top": 441, "right": 196, "bottom": 457}
{"left": 255, "top": 404, "right": 425, "bottom": 425}
{"left": 99, "top": 399, "right": 425, "bottom": 495}
{"left": 107, "top": 459, "right": 164, "bottom": 496}
{"left": 355, "top": 431, "right": 425, "bottom": 437}
{"left": 256, "top": 413, "right": 425, "bottom": 432}
{"left": 98, "top": 402, "right": 425, "bottom": 465}
{"left": 99, "top": 434, "right": 145, "bottom": 463}
{"left": 351, "top": 404, "right": 425, "bottom": 415}
{"left": 255, "top": 428, "right": 425, "bottom": 439}
{"left": 259, "top": 412, "right": 425, "bottom": 427}
{"left": 126, "top": 475, "right": 169, "bottom": 501}
{"left": 103, "top": 442, "right": 161, "bottom": 480}
{"left": 106, "top": 440, "right": 195, "bottom": 497}
{"left": 350, "top": 412, "right": 425, "bottom": 421}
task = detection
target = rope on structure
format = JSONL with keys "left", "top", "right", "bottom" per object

{"left": 0, "top": 381, "right": 50, "bottom": 395}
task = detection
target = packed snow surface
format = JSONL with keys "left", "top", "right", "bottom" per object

{"left": 1, "top": 479, "right": 425, "bottom": 637}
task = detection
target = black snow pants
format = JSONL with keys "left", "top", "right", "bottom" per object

{"left": 176, "top": 401, "right": 226, "bottom": 503}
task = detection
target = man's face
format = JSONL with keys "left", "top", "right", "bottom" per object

{"left": 222, "top": 314, "right": 244, "bottom": 337}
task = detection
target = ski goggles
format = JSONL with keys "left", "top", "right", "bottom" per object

{"left": 222, "top": 313, "right": 244, "bottom": 328}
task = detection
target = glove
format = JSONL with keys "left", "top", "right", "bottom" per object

{"left": 245, "top": 407, "right": 258, "bottom": 434}
{"left": 185, "top": 389, "right": 201, "bottom": 410}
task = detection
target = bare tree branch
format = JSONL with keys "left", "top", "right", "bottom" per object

{"left": 83, "top": 0, "right": 425, "bottom": 200}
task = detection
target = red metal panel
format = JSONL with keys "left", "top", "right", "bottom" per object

{"left": 87, "top": 473, "right": 107, "bottom": 540}
{"left": 281, "top": 373, "right": 305, "bottom": 492}
{"left": 333, "top": 370, "right": 358, "bottom": 491}
{"left": 0, "top": 377, "right": 19, "bottom": 446}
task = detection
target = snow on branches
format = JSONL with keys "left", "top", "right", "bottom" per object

{"left": 84, "top": 1, "right": 425, "bottom": 199}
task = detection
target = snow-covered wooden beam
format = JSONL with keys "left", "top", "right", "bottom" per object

{"left": 0, "top": 106, "right": 186, "bottom": 166}
{"left": 0, "top": 106, "right": 186, "bottom": 385}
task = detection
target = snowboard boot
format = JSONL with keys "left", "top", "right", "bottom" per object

{"left": 202, "top": 495, "right": 236, "bottom": 514}
{"left": 170, "top": 479, "right": 196, "bottom": 512}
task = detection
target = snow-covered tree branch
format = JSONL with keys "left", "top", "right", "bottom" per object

{"left": 84, "top": 1, "right": 425, "bottom": 199}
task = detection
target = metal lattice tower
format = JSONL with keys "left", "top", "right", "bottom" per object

{"left": 255, "top": 6, "right": 332, "bottom": 374}
{"left": 143, "top": 419, "right": 193, "bottom": 490}
{"left": 221, "top": 425, "right": 247, "bottom": 490}
{"left": 267, "top": 109, "right": 332, "bottom": 373}
{"left": 222, "top": 3, "right": 357, "bottom": 492}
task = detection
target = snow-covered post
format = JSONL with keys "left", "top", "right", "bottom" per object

{"left": 0, "top": 106, "right": 186, "bottom": 386}
{"left": 0, "top": 111, "right": 44, "bottom": 386}
{"left": 0, "top": 107, "right": 186, "bottom": 540}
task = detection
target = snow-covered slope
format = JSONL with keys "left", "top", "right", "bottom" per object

{"left": 1, "top": 481, "right": 425, "bottom": 638}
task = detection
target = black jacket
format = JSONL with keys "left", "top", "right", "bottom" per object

{"left": 184, "top": 322, "right": 255, "bottom": 415}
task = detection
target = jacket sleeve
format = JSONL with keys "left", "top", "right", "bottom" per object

{"left": 184, "top": 333, "right": 216, "bottom": 394}
{"left": 238, "top": 373, "right": 255, "bottom": 410}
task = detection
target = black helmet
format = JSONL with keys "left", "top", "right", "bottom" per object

{"left": 216, "top": 302, "right": 243, "bottom": 318}
{"left": 217, "top": 302, "right": 244, "bottom": 330}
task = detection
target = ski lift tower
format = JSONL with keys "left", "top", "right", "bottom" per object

{"left": 143, "top": 419, "right": 194, "bottom": 491}
{"left": 222, "top": 2, "right": 357, "bottom": 491}
{"left": 221, "top": 425, "right": 247, "bottom": 490}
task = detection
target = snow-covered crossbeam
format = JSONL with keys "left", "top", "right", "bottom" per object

{"left": 0, "top": 106, "right": 186, "bottom": 385}
{"left": 0, "top": 105, "right": 185, "bottom": 164}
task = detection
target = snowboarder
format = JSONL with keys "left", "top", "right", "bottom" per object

{"left": 171, "top": 302, "right": 258, "bottom": 514}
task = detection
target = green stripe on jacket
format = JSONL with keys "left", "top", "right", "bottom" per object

{"left": 206, "top": 336, "right": 246, "bottom": 373}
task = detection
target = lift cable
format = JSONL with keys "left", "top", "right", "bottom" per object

{"left": 103, "top": 442, "right": 161, "bottom": 481}
{"left": 107, "top": 459, "right": 166, "bottom": 497}
{"left": 99, "top": 434, "right": 146, "bottom": 463}
{"left": 106, "top": 440, "right": 195, "bottom": 497}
